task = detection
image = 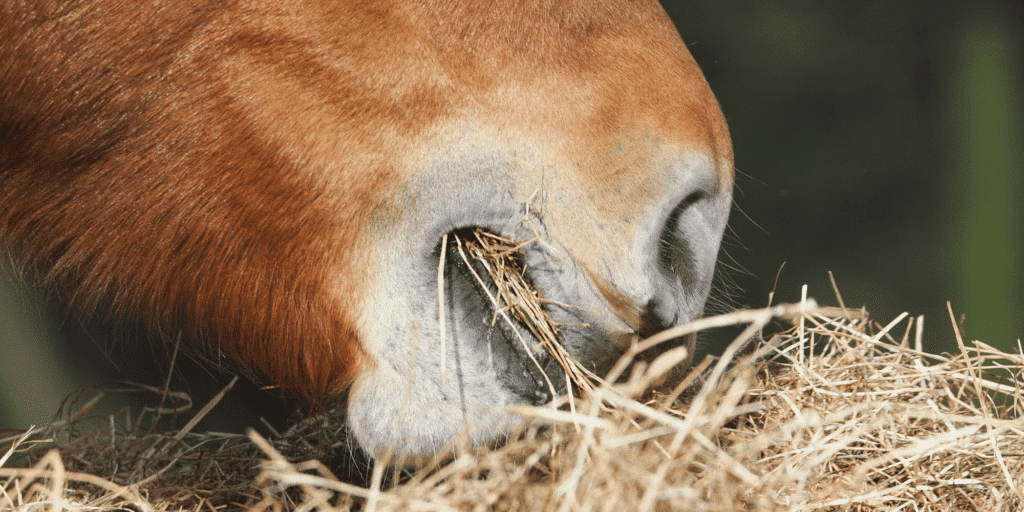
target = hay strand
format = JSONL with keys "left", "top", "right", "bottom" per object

{"left": 3, "top": 261, "right": 1022, "bottom": 511}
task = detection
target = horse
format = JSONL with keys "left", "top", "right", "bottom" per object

{"left": 0, "top": 0, "right": 733, "bottom": 459}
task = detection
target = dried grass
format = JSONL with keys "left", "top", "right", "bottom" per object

{"left": 3, "top": 235, "right": 1022, "bottom": 511}
{"left": 451, "top": 229, "right": 603, "bottom": 405}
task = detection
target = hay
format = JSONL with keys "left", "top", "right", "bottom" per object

{"left": 451, "top": 229, "right": 603, "bottom": 403}
{"left": 3, "top": 266, "right": 1023, "bottom": 511}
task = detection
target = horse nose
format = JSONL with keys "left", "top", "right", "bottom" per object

{"left": 632, "top": 163, "right": 731, "bottom": 337}
{"left": 638, "top": 298, "right": 675, "bottom": 339}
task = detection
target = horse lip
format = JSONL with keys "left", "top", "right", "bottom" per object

{"left": 440, "top": 229, "right": 566, "bottom": 405}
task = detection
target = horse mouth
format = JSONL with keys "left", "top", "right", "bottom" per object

{"left": 436, "top": 227, "right": 573, "bottom": 405}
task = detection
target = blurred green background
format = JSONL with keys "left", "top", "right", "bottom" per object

{"left": 2, "top": 1, "right": 1022, "bottom": 430}
{"left": 662, "top": 1, "right": 1022, "bottom": 357}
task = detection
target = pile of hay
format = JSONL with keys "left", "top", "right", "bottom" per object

{"left": 3, "top": 235, "right": 1022, "bottom": 510}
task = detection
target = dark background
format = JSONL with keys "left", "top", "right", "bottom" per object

{"left": 663, "top": 0, "right": 1023, "bottom": 359}
{"left": 2, "top": 1, "right": 1022, "bottom": 431}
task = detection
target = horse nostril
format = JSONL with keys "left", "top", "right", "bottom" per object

{"left": 657, "top": 190, "right": 704, "bottom": 283}
{"left": 680, "top": 190, "right": 706, "bottom": 210}
{"left": 638, "top": 299, "right": 674, "bottom": 339}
